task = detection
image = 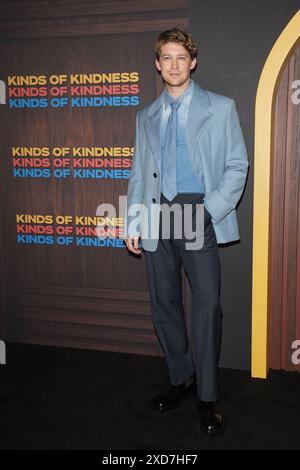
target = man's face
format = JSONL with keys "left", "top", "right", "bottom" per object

{"left": 155, "top": 42, "right": 197, "bottom": 88}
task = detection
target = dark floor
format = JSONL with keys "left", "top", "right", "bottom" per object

{"left": 0, "top": 342, "right": 300, "bottom": 450}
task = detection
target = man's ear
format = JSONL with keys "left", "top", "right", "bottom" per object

{"left": 190, "top": 58, "right": 197, "bottom": 71}
{"left": 155, "top": 59, "right": 161, "bottom": 71}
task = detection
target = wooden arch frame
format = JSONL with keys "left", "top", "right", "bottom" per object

{"left": 252, "top": 10, "right": 300, "bottom": 378}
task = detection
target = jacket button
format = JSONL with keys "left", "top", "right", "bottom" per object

{"left": 153, "top": 172, "right": 157, "bottom": 178}
{"left": 152, "top": 198, "right": 156, "bottom": 203}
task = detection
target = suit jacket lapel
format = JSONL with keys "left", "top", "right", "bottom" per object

{"left": 143, "top": 81, "right": 212, "bottom": 172}
{"left": 144, "top": 95, "right": 163, "bottom": 171}
{"left": 186, "top": 82, "right": 212, "bottom": 160}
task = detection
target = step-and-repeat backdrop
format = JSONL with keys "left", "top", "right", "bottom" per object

{"left": 0, "top": 32, "right": 164, "bottom": 355}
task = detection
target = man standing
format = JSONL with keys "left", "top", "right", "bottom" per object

{"left": 125, "top": 28, "right": 248, "bottom": 436}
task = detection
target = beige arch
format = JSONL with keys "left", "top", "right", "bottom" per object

{"left": 252, "top": 10, "right": 300, "bottom": 378}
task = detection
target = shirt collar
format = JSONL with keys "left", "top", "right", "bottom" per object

{"left": 163, "top": 79, "right": 194, "bottom": 109}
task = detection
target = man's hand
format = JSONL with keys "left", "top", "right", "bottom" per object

{"left": 125, "top": 237, "right": 142, "bottom": 255}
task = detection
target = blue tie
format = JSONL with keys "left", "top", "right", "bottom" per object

{"left": 162, "top": 99, "right": 181, "bottom": 201}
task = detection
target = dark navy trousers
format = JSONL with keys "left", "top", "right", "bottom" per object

{"left": 144, "top": 193, "right": 223, "bottom": 401}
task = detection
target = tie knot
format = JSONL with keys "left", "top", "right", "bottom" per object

{"left": 170, "top": 100, "right": 181, "bottom": 112}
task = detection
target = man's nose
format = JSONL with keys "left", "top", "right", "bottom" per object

{"left": 171, "top": 59, "right": 179, "bottom": 69}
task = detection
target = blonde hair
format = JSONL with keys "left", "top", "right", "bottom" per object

{"left": 155, "top": 27, "right": 197, "bottom": 60}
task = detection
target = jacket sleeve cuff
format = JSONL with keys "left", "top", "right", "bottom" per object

{"left": 203, "top": 189, "right": 234, "bottom": 224}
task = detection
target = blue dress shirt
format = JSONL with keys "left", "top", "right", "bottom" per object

{"left": 161, "top": 79, "right": 205, "bottom": 194}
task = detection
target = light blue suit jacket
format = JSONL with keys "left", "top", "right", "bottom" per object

{"left": 125, "top": 80, "right": 249, "bottom": 251}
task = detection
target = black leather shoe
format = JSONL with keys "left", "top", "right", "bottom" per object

{"left": 197, "top": 400, "right": 225, "bottom": 435}
{"left": 151, "top": 378, "right": 197, "bottom": 412}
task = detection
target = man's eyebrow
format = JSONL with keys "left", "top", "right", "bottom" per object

{"left": 160, "top": 53, "right": 189, "bottom": 57}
